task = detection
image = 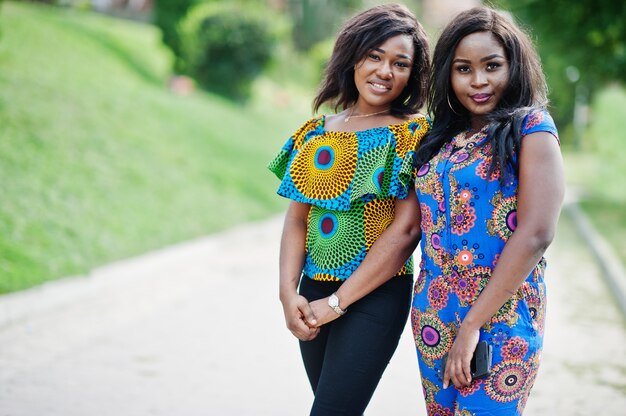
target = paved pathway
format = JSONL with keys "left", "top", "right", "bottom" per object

{"left": 0, "top": 212, "right": 625, "bottom": 415}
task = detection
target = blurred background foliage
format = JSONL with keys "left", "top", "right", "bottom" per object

{"left": 1, "top": 0, "right": 625, "bottom": 293}
{"left": 492, "top": 0, "right": 626, "bottom": 267}
{"left": 495, "top": 0, "right": 626, "bottom": 141}
{"left": 153, "top": 0, "right": 197, "bottom": 72}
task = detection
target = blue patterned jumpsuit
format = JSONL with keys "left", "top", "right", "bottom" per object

{"left": 411, "top": 110, "right": 559, "bottom": 415}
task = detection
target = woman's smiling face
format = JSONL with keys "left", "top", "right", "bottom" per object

{"left": 451, "top": 31, "right": 510, "bottom": 128}
{"left": 353, "top": 34, "right": 414, "bottom": 113}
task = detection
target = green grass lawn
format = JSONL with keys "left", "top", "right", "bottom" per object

{"left": 0, "top": 1, "right": 311, "bottom": 293}
{"left": 563, "top": 85, "right": 626, "bottom": 266}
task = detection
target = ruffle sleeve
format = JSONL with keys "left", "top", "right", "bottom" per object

{"left": 268, "top": 115, "right": 431, "bottom": 211}
{"left": 352, "top": 116, "right": 430, "bottom": 203}
{"left": 267, "top": 116, "right": 324, "bottom": 180}
{"left": 385, "top": 116, "right": 431, "bottom": 199}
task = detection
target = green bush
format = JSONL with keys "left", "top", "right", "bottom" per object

{"left": 153, "top": 0, "right": 198, "bottom": 72}
{"left": 180, "top": 3, "right": 275, "bottom": 101}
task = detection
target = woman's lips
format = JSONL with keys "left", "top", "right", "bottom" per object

{"left": 471, "top": 94, "right": 492, "bottom": 103}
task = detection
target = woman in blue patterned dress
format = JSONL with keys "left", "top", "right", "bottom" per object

{"left": 268, "top": 4, "right": 430, "bottom": 415}
{"left": 411, "top": 7, "right": 564, "bottom": 415}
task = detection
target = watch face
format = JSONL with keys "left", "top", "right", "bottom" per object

{"left": 329, "top": 294, "right": 339, "bottom": 308}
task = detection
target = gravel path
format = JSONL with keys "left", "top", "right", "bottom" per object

{"left": 0, "top": 213, "right": 625, "bottom": 415}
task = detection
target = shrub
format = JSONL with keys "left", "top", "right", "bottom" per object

{"left": 180, "top": 3, "right": 276, "bottom": 101}
{"left": 152, "top": 0, "right": 198, "bottom": 72}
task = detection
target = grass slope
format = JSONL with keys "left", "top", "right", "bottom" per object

{"left": 0, "top": 2, "right": 307, "bottom": 292}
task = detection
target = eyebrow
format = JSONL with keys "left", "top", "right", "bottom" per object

{"left": 453, "top": 54, "right": 506, "bottom": 63}
{"left": 373, "top": 47, "right": 412, "bottom": 60}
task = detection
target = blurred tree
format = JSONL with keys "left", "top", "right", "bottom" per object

{"left": 495, "top": 0, "right": 626, "bottom": 139}
{"left": 288, "top": 0, "right": 362, "bottom": 51}
{"left": 153, "top": 0, "right": 200, "bottom": 72}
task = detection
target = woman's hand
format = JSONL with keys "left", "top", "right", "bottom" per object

{"left": 442, "top": 327, "right": 480, "bottom": 389}
{"left": 309, "top": 297, "right": 342, "bottom": 327}
{"left": 280, "top": 293, "right": 319, "bottom": 341}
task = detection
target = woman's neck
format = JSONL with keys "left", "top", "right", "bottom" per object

{"left": 352, "top": 97, "right": 392, "bottom": 115}
{"left": 469, "top": 116, "right": 488, "bottom": 135}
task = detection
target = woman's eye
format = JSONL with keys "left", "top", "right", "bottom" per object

{"left": 368, "top": 53, "right": 380, "bottom": 61}
{"left": 455, "top": 65, "right": 470, "bottom": 73}
{"left": 487, "top": 62, "right": 501, "bottom": 70}
{"left": 395, "top": 61, "right": 410, "bottom": 68}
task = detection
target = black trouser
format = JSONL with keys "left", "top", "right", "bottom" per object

{"left": 298, "top": 274, "right": 413, "bottom": 416}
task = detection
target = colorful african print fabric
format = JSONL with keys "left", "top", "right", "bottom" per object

{"left": 269, "top": 115, "right": 430, "bottom": 281}
{"left": 411, "top": 110, "right": 558, "bottom": 415}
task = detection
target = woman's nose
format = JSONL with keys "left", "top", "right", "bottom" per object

{"left": 376, "top": 61, "right": 393, "bottom": 79}
{"left": 471, "top": 70, "right": 487, "bottom": 86}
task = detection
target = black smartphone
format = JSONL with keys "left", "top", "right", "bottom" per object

{"left": 440, "top": 340, "right": 492, "bottom": 381}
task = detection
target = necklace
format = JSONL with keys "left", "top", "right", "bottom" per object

{"left": 344, "top": 107, "right": 389, "bottom": 122}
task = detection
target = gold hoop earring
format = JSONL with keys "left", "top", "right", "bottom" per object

{"left": 447, "top": 94, "right": 461, "bottom": 115}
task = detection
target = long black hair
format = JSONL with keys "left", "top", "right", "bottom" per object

{"left": 313, "top": 3, "right": 430, "bottom": 116}
{"left": 415, "top": 6, "right": 548, "bottom": 181}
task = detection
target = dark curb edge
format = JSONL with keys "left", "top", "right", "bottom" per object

{"left": 564, "top": 202, "right": 626, "bottom": 320}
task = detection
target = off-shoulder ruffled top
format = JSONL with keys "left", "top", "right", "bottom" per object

{"left": 268, "top": 115, "right": 430, "bottom": 281}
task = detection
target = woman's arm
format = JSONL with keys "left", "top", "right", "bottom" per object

{"left": 308, "top": 185, "right": 422, "bottom": 326}
{"left": 279, "top": 201, "right": 319, "bottom": 341}
{"left": 443, "top": 131, "right": 564, "bottom": 389}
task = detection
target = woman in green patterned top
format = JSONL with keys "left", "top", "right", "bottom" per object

{"left": 268, "top": 4, "right": 430, "bottom": 414}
